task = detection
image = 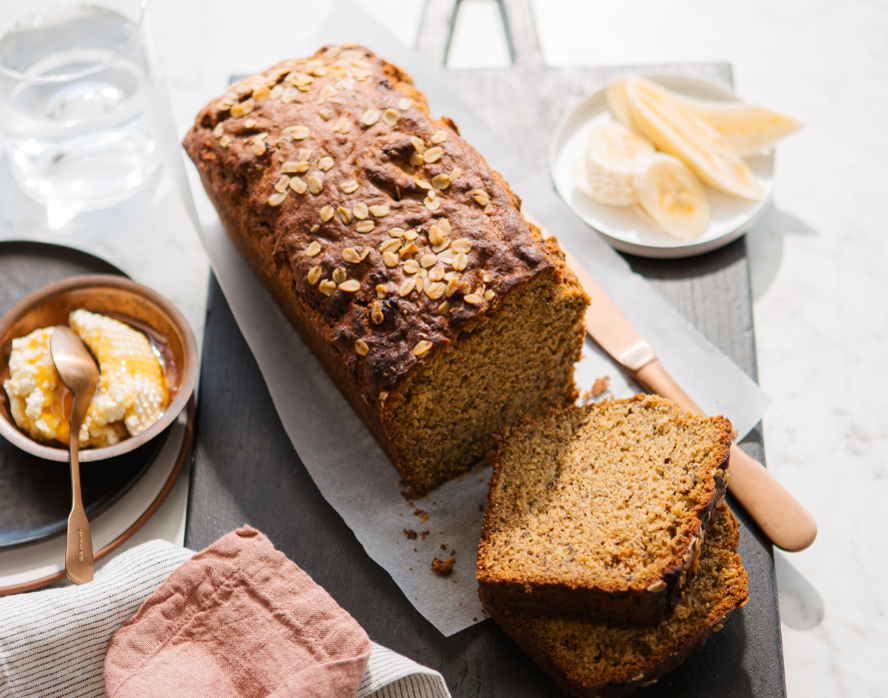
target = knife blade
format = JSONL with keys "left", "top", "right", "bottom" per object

{"left": 528, "top": 216, "right": 817, "bottom": 551}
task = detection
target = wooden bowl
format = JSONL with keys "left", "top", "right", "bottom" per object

{"left": 0, "top": 275, "right": 198, "bottom": 462}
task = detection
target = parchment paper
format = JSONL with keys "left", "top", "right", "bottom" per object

{"left": 170, "top": 0, "right": 771, "bottom": 636}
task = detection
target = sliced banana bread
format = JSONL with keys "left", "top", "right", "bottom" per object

{"left": 481, "top": 504, "right": 748, "bottom": 698}
{"left": 477, "top": 395, "right": 732, "bottom": 626}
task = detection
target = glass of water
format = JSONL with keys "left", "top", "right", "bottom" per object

{"left": 0, "top": 0, "right": 159, "bottom": 211}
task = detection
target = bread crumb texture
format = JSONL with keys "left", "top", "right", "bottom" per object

{"left": 482, "top": 504, "right": 748, "bottom": 698}
{"left": 477, "top": 395, "right": 732, "bottom": 613}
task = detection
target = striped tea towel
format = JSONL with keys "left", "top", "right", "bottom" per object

{"left": 0, "top": 539, "right": 450, "bottom": 698}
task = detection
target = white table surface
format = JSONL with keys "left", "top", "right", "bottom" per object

{"left": 16, "top": 0, "right": 882, "bottom": 695}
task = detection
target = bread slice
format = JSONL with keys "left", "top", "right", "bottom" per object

{"left": 480, "top": 504, "right": 748, "bottom": 698}
{"left": 476, "top": 395, "right": 732, "bottom": 626}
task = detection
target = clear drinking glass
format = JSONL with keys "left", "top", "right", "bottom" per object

{"left": 0, "top": 0, "right": 159, "bottom": 211}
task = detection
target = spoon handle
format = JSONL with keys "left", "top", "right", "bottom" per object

{"left": 66, "top": 396, "right": 94, "bottom": 585}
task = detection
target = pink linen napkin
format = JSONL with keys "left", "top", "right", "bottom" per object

{"left": 104, "top": 526, "right": 371, "bottom": 698}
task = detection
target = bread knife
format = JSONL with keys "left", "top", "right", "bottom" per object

{"left": 551, "top": 238, "right": 817, "bottom": 552}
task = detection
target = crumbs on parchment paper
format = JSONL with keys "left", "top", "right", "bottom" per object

{"left": 582, "top": 376, "right": 611, "bottom": 403}
{"left": 404, "top": 528, "right": 431, "bottom": 541}
{"left": 432, "top": 555, "right": 456, "bottom": 576}
{"left": 592, "top": 375, "right": 610, "bottom": 396}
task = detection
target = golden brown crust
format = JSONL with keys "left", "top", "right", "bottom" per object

{"left": 477, "top": 395, "right": 732, "bottom": 626}
{"left": 183, "top": 45, "right": 588, "bottom": 494}
{"left": 184, "top": 45, "right": 562, "bottom": 398}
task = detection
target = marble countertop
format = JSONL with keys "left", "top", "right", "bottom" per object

{"left": 4, "top": 0, "right": 882, "bottom": 695}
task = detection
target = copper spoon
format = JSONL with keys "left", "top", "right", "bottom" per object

{"left": 50, "top": 326, "right": 99, "bottom": 584}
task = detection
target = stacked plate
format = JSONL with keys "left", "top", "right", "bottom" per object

{"left": 0, "top": 241, "right": 194, "bottom": 593}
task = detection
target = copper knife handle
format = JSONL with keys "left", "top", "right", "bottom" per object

{"left": 633, "top": 360, "right": 817, "bottom": 552}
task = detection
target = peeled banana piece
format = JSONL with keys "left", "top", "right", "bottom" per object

{"left": 572, "top": 121, "right": 655, "bottom": 206}
{"left": 605, "top": 79, "right": 637, "bottom": 134}
{"left": 660, "top": 95, "right": 803, "bottom": 157}
{"left": 634, "top": 154, "right": 710, "bottom": 240}
{"left": 571, "top": 120, "right": 710, "bottom": 240}
{"left": 608, "top": 76, "right": 803, "bottom": 156}
{"left": 624, "top": 77, "right": 765, "bottom": 201}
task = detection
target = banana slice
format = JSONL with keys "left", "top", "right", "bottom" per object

{"left": 609, "top": 76, "right": 803, "bottom": 156}
{"left": 572, "top": 121, "right": 654, "bottom": 206}
{"left": 624, "top": 76, "right": 765, "bottom": 200}
{"left": 634, "top": 153, "right": 709, "bottom": 240}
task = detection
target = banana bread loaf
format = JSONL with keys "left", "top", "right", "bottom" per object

{"left": 481, "top": 504, "right": 748, "bottom": 698}
{"left": 183, "top": 45, "right": 589, "bottom": 496}
{"left": 477, "top": 395, "right": 732, "bottom": 626}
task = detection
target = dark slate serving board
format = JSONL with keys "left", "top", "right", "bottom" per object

{"left": 185, "top": 1, "right": 785, "bottom": 695}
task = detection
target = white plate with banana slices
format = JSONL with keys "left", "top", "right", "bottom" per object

{"left": 551, "top": 75, "right": 777, "bottom": 259}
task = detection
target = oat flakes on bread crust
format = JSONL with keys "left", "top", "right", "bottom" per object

{"left": 183, "top": 45, "right": 589, "bottom": 496}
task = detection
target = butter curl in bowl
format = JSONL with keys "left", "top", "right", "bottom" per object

{"left": 0, "top": 276, "right": 197, "bottom": 462}
{"left": 5, "top": 309, "right": 169, "bottom": 449}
